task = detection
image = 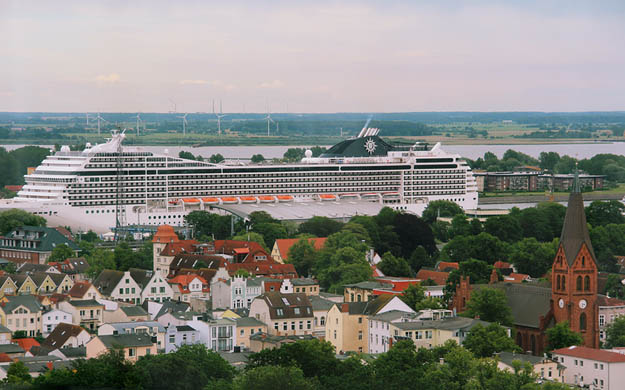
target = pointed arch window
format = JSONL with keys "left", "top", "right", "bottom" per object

{"left": 582, "top": 256, "right": 585, "bottom": 267}
{"left": 562, "top": 276, "right": 566, "bottom": 291}
{"left": 576, "top": 276, "right": 583, "bottom": 291}
{"left": 556, "top": 275, "right": 561, "bottom": 290}
{"left": 580, "top": 313, "right": 587, "bottom": 331}
{"left": 584, "top": 276, "right": 590, "bottom": 291}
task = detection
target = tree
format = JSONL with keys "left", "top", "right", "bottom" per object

{"left": 178, "top": 151, "right": 195, "bottom": 160}
{"left": 4, "top": 360, "right": 31, "bottom": 384}
{"left": 462, "top": 323, "right": 520, "bottom": 357}
{"left": 484, "top": 215, "right": 522, "bottom": 243}
{"left": 585, "top": 200, "right": 625, "bottom": 227}
{"left": 209, "top": 153, "right": 225, "bottom": 163}
{"left": 400, "top": 284, "right": 427, "bottom": 311}
{"left": 0, "top": 208, "right": 46, "bottom": 235}
{"left": 47, "top": 243, "right": 75, "bottom": 263}
{"left": 231, "top": 232, "right": 268, "bottom": 251}
{"left": 449, "top": 214, "right": 471, "bottom": 238}
{"left": 509, "top": 238, "right": 557, "bottom": 278}
{"left": 378, "top": 252, "right": 411, "bottom": 277}
{"left": 298, "top": 216, "right": 343, "bottom": 237}
{"left": 458, "top": 259, "right": 492, "bottom": 284}
{"left": 546, "top": 321, "right": 583, "bottom": 351}
{"left": 233, "top": 366, "right": 314, "bottom": 390}
{"left": 605, "top": 274, "right": 625, "bottom": 300}
{"left": 251, "top": 223, "right": 287, "bottom": 250}
{"left": 407, "top": 246, "right": 434, "bottom": 273}
{"left": 288, "top": 239, "right": 319, "bottom": 277}
{"left": 422, "top": 200, "right": 464, "bottom": 223}
{"left": 604, "top": 316, "right": 625, "bottom": 349}
{"left": 442, "top": 232, "right": 508, "bottom": 265}
{"left": 464, "top": 287, "right": 513, "bottom": 326}
{"left": 86, "top": 248, "right": 117, "bottom": 279}
{"left": 251, "top": 154, "right": 265, "bottom": 163}
{"left": 393, "top": 213, "right": 437, "bottom": 258}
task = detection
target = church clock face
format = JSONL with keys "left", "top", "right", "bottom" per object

{"left": 579, "top": 299, "right": 587, "bottom": 309}
{"left": 558, "top": 299, "right": 564, "bottom": 308}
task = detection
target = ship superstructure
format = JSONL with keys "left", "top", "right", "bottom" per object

{"left": 2, "top": 129, "right": 478, "bottom": 233}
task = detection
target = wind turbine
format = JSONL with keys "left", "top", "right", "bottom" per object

{"left": 168, "top": 98, "right": 177, "bottom": 113}
{"left": 135, "top": 113, "right": 143, "bottom": 136}
{"left": 94, "top": 113, "right": 107, "bottom": 135}
{"left": 265, "top": 109, "right": 274, "bottom": 137}
{"left": 178, "top": 113, "right": 188, "bottom": 136}
{"left": 213, "top": 100, "right": 227, "bottom": 136}
{"left": 85, "top": 113, "right": 90, "bottom": 127}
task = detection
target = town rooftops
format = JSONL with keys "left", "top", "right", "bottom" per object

{"left": 370, "top": 309, "right": 417, "bottom": 323}
{"left": 105, "top": 321, "right": 165, "bottom": 334}
{"left": 67, "top": 299, "right": 103, "bottom": 307}
{"left": 227, "top": 262, "right": 297, "bottom": 279}
{"left": 0, "top": 325, "right": 10, "bottom": 334}
{"left": 41, "top": 323, "right": 86, "bottom": 349}
{"left": 552, "top": 345, "right": 625, "bottom": 363}
{"left": 92, "top": 269, "right": 124, "bottom": 296}
{"left": 175, "top": 325, "right": 196, "bottom": 332}
{"left": 66, "top": 257, "right": 89, "bottom": 273}
{"left": 257, "top": 292, "right": 313, "bottom": 320}
{"left": 98, "top": 334, "right": 154, "bottom": 349}
{"left": 3, "top": 295, "right": 43, "bottom": 313}
{"left": 343, "top": 281, "right": 392, "bottom": 290}
{"left": 0, "top": 226, "right": 79, "bottom": 252}
{"left": 235, "top": 316, "right": 266, "bottom": 327}
{"left": 274, "top": 238, "right": 327, "bottom": 261}
{"left": 152, "top": 224, "right": 179, "bottom": 244}
{"left": 249, "top": 332, "right": 315, "bottom": 344}
{"left": 0, "top": 343, "right": 25, "bottom": 354}
{"left": 120, "top": 306, "right": 148, "bottom": 317}
{"left": 415, "top": 268, "right": 449, "bottom": 285}
{"left": 393, "top": 316, "right": 490, "bottom": 332}
{"left": 14, "top": 338, "right": 40, "bottom": 352}
{"left": 337, "top": 294, "right": 396, "bottom": 316}
{"left": 17, "top": 263, "right": 58, "bottom": 274}
{"left": 497, "top": 351, "right": 551, "bottom": 367}
{"left": 597, "top": 295, "right": 625, "bottom": 307}
{"left": 291, "top": 278, "right": 318, "bottom": 286}
{"left": 309, "top": 295, "right": 335, "bottom": 311}
{"left": 68, "top": 281, "right": 93, "bottom": 298}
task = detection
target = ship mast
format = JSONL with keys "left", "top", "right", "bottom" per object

{"left": 114, "top": 129, "right": 127, "bottom": 241}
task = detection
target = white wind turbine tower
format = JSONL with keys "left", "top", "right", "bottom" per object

{"left": 265, "top": 109, "right": 274, "bottom": 136}
{"left": 213, "top": 100, "right": 227, "bottom": 136}
{"left": 135, "top": 113, "right": 143, "bottom": 136}
{"left": 85, "top": 113, "right": 90, "bottom": 127}
{"left": 178, "top": 113, "right": 188, "bottom": 136}
{"left": 94, "top": 113, "right": 107, "bottom": 135}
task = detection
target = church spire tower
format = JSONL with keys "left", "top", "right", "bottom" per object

{"left": 551, "top": 170, "right": 599, "bottom": 348}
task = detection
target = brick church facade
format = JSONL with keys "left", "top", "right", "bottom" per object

{"left": 451, "top": 182, "right": 600, "bottom": 354}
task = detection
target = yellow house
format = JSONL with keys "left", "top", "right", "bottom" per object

{"left": 0, "top": 295, "right": 44, "bottom": 337}
{"left": 31, "top": 272, "right": 57, "bottom": 294}
{"left": 0, "top": 276, "right": 18, "bottom": 298}
{"left": 326, "top": 295, "right": 414, "bottom": 354}
{"left": 86, "top": 334, "right": 156, "bottom": 362}
{"left": 292, "top": 278, "right": 320, "bottom": 296}
{"left": 13, "top": 275, "right": 37, "bottom": 295}
{"left": 222, "top": 309, "right": 241, "bottom": 319}
{"left": 389, "top": 317, "right": 496, "bottom": 349}
{"left": 343, "top": 281, "right": 392, "bottom": 302}
{"left": 235, "top": 317, "right": 267, "bottom": 349}
{"left": 48, "top": 273, "right": 74, "bottom": 293}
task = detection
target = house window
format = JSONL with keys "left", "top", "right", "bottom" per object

{"left": 291, "top": 322, "right": 295, "bottom": 330}
{"left": 119, "top": 288, "right": 123, "bottom": 294}
{"left": 128, "top": 348, "right": 135, "bottom": 357}
{"left": 358, "top": 331, "right": 362, "bottom": 340}
{"left": 274, "top": 323, "right": 279, "bottom": 330}
{"left": 600, "top": 315, "right": 605, "bottom": 326}
{"left": 240, "top": 329, "right": 244, "bottom": 336}
{"left": 160, "top": 287, "right": 165, "bottom": 293}
{"left": 151, "top": 287, "right": 156, "bottom": 293}
{"left": 307, "top": 320, "right": 311, "bottom": 329}
{"left": 283, "top": 322, "right": 287, "bottom": 331}
{"left": 334, "top": 330, "right": 337, "bottom": 339}
{"left": 358, "top": 317, "right": 362, "bottom": 324}
{"left": 294, "top": 308, "right": 300, "bottom": 315}
{"left": 320, "top": 317, "right": 325, "bottom": 326}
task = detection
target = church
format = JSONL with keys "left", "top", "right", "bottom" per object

{"left": 452, "top": 176, "right": 602, "bottom": 354}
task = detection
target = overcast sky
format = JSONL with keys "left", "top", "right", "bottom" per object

{"left": 1, "top": 0, "right": 625, "bottom": 113}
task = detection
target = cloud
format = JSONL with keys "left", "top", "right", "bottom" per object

{"left": 179, "top": 79, "right": 208, "bottom": 85}
{"left": 209, "top": 80, "right": 237, "bottom": 91}
{"left": 258, "top": 80, "right": 285, "bottom": 89}
{"left": 94, "top": 73, "right": 121, "bottom": 83}
{"left": 0, "top": 91, "right": 15, "bottom": 97}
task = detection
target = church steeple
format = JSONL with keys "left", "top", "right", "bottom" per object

{"left": 559, "top": 177, "right": 596, "bottom": 267}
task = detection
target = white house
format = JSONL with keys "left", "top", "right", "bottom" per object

{"left": 211, "top": 276, "right": 263, "bottom": 310}
{"left": 41, "top": 323, "right": 91, "bottom": 349}
{"left": 165, "top": 324, "right": 202, "bottom": 353}
{"left": 98, "top": 321, "right": 166, "bottom": 352}
{"left": 93, "top": 270, "right": 142, "bottom": 304}
{"left": 552, "top": 345, "right": 625, "bottom": 389}
{"left": 42, "top": 309, "right": 73, "bottom": 336}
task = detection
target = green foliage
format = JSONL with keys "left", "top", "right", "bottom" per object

{"left": 546, "top": 321, "right": 583, "bottom": 351}
{"left": 509, "top": 238, "right": 557, "bottom": 278}
{"left": 113, "top": 241, "right": 153, "bottom": 271}
{"left": 464, "top": 287, "right": 513, "bottom": 326}
{"left": 0, "top": 209, "right": 47, "bottom": 235}
{"left": 232, "top": 365, "right": 314, "bottom": 390}
{"left": 47, "top": 243, "right": 75, "bottom": 263}
{"left": 4, "top": 360, "right": 31, "bottom": 384}
{"left": 585, "top": 200, "right": 625, "bottom": 227}
{"left": 407, "top": 246, "right": 434, "bottom": 273}
{"left": 251, "top": 222, "right": 287, "bottom": 250}
{"left": 422, "top": 200, "right": 465, "bottom": 223}
{"left": 442, "top": 233, "right": 508, "bottom": 265}
{"left": 85, "top": 248, "right": 117, "bottom": 279}
{"left": 604, "top": 316, "right": 625, "bottom": 349}
{"left": 233, "top": 269, "right": 250, "bottom": 278}
{"left": 605, "top": 274, "right": 625, "bottom": 300}
{"left": 400, "top": 284, "right": 444, "bottom": 311}
{"left": 231, "top": 231, "right": 268, "bottom": 251}
{"left": 468, "top": 149, "right": 539, "bottom": 172}
{"left": 458, "top": 259, "right": 493, "bottom": 284}
{"left": 209, "top": 153, "right": 225, "bottom": 163}
{"left": 484, "top": 215, "right": 522, "bottom": 242}
{"left": 185, "top": 211, "right": 242, "bottom": 240}
{"left": 250, "top": 154, "right": 265, "bottom": 163}
{"left": 287, "top": 239, "right": 319, "bottom": 277}
{"left": 298, "top": 216, "right": 344, "bottom": 237}
{"left": 589, "top": 223, "right": 625, "bottom": 272}
{"left": 378, "top": 252, "right": 411, "bottom": 277}
{"left": 462, "top": 323, "right": 520, "bottom": 357}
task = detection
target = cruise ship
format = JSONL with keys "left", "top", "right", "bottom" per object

{"left": 0, "top": 128, "right": 478, "bottom": 233}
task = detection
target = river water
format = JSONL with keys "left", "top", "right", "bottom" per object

{"left": 2, "top": 141, "right": 624, "bottom": 160}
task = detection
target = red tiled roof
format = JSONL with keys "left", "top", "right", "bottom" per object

{"left": 552, "top": 346, "right": 625, "bottom": 363}
{"left": 213, "top": 240, "right": 271, "bottom": 263}
{"left": 597, "top": 295, "right": 625, "bottom": 307}
{"left": 372, "top": 265, "right": 385, "bottom": 277}
{"left": 436, "top": 262, "right": 459, "bottom": 272}
{"left": 68, "top": 281, "right": 92, "bottom": 298}
{"left": 159, "top": 240, "right": 199, "bottom": 257}
{"left": 0, "top": 353, "right": 11, "bottom": 363}
{"left": 415, "top": 269, "right": 449, "bottom": 285}
{"left": 503, "top": 273, "right": 530, "bottom": 283}
{"left": 152, "top": 225, "right": 179, "bottom": 243}
{"left": 494, "top": 261, "right": 512, "bottom": 269}
{"left": 14, "top": 338, "right": 40, "bottom": 352}
{"left": 274, "top": 238, "right": 327, "bottom": 261}
{"left": 168, "top": 274, "right": 209, "bottom": 294}
{"left": 227, "top": 263, "right": 297, "bottom": 279}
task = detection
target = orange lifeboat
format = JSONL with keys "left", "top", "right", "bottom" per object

{"left": 182, "top": 198, "right": 200, "bottom": 204}
{"left": 259, "top": 196, "right": 276, "bottom": 203}
{"left": 239, "top": 196, "right": 257, "bottom": 203}
{"left": 319, "top": 194, "right": 337, "bottom": 201}
{"left": 168, "top": 199, "right": 179, "bottom": 205}
{"left": 201, "top": 197, "right": 219, "bottom": 204}
{"left": 220, "top": 197, "right": 239, "bottom": 204}
{"left": 277, "top": 195, "right": 293, "bottom": 202}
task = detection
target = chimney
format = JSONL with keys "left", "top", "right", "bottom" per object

{"left": 341, "top": 303, "right": 349, "bottom": 312}
{"left": 46, "top": 361, "right": 53, "bottom": 370}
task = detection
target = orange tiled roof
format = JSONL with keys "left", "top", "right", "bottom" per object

{"left": 168, "top": 274, "right": 209, "bottom": 294}
{"left": 494, "top": 261, "right": 512, "bottom": 269}
{"left": 68, "top": 281, "right": 92, "bottom": 298}
{"left": 152, "top": 224, "right": 179, "bottom": 243}
{"left": 0, "top": 353, "right": 11, "bottom": 363}
{"left": 503, "top": 273, "right": 530, "bottom": 283}
{"left": 436, "top": 261, "right": 459, "bottom": 272}
{"left": 415, "top": 269, "right": 449, "bottom": 285}
{"left": 552, "top": 346, "right": 625, "bottom": 363}
{"left": 274, "top": 238, "right": 328, "bottom": 261}
{"left": 597, "top": 295, "right": 625, "bottom": 307}
{"left": 159, "top": 240, "right": 199, "bottom": 257}
{"left": 227, "top": 263, "right": 297, "bottom": 279}
{"left": 14, "top": 338, "right": 40, "bottom": 352}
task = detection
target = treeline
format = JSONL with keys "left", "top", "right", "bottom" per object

{"left": 0, "top": 146, "right": 50, "bottom": 193}
{"left": 12, "top": 340, "right": 569, "bottom": 390}
{"left": 467, "top": 149, "right": 625, "bottom": 182}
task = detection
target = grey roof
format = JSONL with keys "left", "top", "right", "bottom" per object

{"left": 154, "top": 300, "right": 190, "bottom": 320}
{"left": 0, "top": 344, "right": 25, "bottom": 354}
{"left": 343, "top": 281, "right": 392, "bottom": 290}
{"left": 46, "top": 272, "right": 68, "bottom": 286}
{"left": 0, "top": 226, "right": 79, "bottom": 252}
{"left": 560, "top": 192, "right": 596, "bottom": 265}
{"left": 128, "top": 268, "right": 154, "bottom": 289}
{"left": 393, "top": 316, "right": 491, "bottom": 331}
{"left": 120, "top": 306, "right": 148, "bottom": 317}
{"left": 291, "top": 278, "right": 318, "bottom": 286}
{"left": 17, "top": 263, "right": 56, "bottom": 274}
{"left": 67, "top": 257, "right": 89, "bottom": 273}
{"left": 497, "top": 351, "right": 548, "bottom": 367}
{"left": 0, "top": 324, "right": 11, "bottom": 334}
{"left": 42, "top": 323, "right": 87, "bottom": 349}
{"left": 3, "top": 295, "right": 43, "bottom": 314}
{"left": 93, "top": 269, "right": 125, "bottom": 296}
{"left": 58, "top": 346, "right": 86, "bottom": 358}
{"left": 246, "top": 278, "right": 263, "bottom": 287}
{"left": 212, "top": 199, "right": 386, "bottom": 222}
{"left": 370, "top": 310, "right": 416, "bottom": 322}
{"left": 335, "top": 295, "right": 396, "bottom": 316}
{"left": 319, "top": 291, "right": 342, "bottom": 299}
{"left": 249, "top": 332, "right": 315, "bottom": 343}
{"left": 175, "top": 325, "right": 197, "bottom": 332}
{"left": 218, "top": 351, "right": 251, "bottom": 367}
{"left": 22, "top": 360, "right": 73, "bottom": 374}
{"left": 235, "top": 317, "right": 266, "bottom": 327}
{"left": 68, "top": 299, "right": 103, "bottom": 307}
{"left": 98, "top": 334, "right": 154, "bottom": 349}
{"left": 17, "top": 355, "right": 61, "bottom": 363}
{"left": 309, "top": 295, "right": 335, "bottom": 311}
{"left": 475, "top": 283, "right": 552, "bottom": 329}
{"left": 258, "top": 292, "right": 313, "bottom": 320}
